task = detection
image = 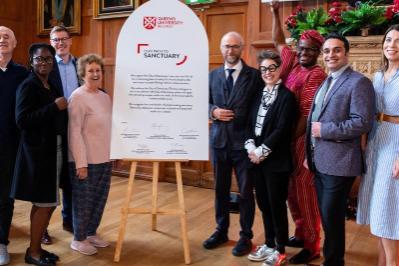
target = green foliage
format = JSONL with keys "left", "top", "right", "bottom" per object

{"left": 297, "top": 8, "right": 330, "bottom": 35}
{"left": 340, "top": 1, "right": 387, "bottom": 35}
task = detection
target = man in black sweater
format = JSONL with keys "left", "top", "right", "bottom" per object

{"left": 0, "top": 26, "right": 28, "bottom": 266}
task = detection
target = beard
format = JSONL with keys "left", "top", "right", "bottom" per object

{"left": 225, "top": 55, "right": 240, "bottom": 65}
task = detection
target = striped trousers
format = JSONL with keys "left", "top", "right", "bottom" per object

{"left": 69, "top": 162, "right": 111, "bottom": 241}
{"left": 287, "top": 135, "right": 321, "bottom": 253}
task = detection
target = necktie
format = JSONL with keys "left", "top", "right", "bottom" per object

{"left": 226, "top": 69, "right": 235, "bottom": 95}
{"left": 311, "top": 75, "right": 332, "bottom": 122}
{"left": 311, "top": 75, "right": 332, "bottom": 145}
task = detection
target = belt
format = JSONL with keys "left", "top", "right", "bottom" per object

{"left": 377, "top": 113, "right": 399, "bottom": 124}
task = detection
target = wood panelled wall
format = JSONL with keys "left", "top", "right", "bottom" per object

{"left": 0, "top": 0, "right": 332, "bottom": 188}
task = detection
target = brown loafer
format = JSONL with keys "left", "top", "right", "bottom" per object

{"left": 41, "top": 230, "right": 52, "bottom": 245}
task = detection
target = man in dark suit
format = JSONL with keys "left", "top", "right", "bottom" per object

{"left": 306, "top": 33, "right": 375, "bottom": 266}
{"left": 0, "top": 26, "right": 28, "bottom": 265}
{"left": 204, "top": 31, "right": 261, "bottom": 256}
{"left": 41, "top": 25, "right": 79, "bottom": 244}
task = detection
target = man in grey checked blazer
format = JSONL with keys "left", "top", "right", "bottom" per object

{"left": 305, "top": 33, "right": 375, "bottom": 266}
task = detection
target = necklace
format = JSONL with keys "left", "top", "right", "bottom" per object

{"left": 43, "top": 82, "right": 50, "bottom": 90}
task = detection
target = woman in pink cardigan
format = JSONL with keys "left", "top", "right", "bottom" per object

{"left": 67, "top": 54, "right": 112, "bottom": 256}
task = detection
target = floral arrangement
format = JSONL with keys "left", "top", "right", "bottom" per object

{"left": 385, "top": 0, "right": 399, "bottom": 24}
{"left": 340, "top": 1, "right": 386, "bottom": 35}
{"left": 285, "top": 1, "right": 398, "bottom": 39}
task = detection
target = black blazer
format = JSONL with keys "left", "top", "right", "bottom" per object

{"left": 0, "top": 61, "right": 28, "bottom": 155}
{"left": 209, "top": 60, "right": 263, "bottom": 150}
{"left": 49, "top": 55, "right": 80, "bottom": 95}
{"left": 11, "top": 72, "right": 68, "bottom": 203}
{"left": 49, "top": 56, "right": 80, "bottom": 188}
{"left": 246, "top": 83, "right": 297, "bottom": 173}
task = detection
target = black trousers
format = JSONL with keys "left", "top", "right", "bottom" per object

{"left": 0, "top": 150, "right": 16, "bottom": 245}
{"left": 212, "top": 148, "right": 255, "bottom": 239}
{"left": 61, "top": 177, "right": 73, "bottom": 225}
{"left": 252, "top": 168, "right": 289, "bottom": 253}
{"left": 314, "top": 169, "right": 355, "bottom": 266}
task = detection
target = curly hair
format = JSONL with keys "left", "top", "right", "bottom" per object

{"left": 76, "top": 53, "right": 104, "bottom": 80}
{"left": 257, "top": 50, "right": 282, "bottom": 66}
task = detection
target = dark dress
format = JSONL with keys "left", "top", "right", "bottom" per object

{"left": 11, "top": 72, "right": 68, "bottom": 203}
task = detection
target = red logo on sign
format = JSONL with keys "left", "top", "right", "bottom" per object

{"left": 143, "top": 17, "right": 157, "bottom": 30}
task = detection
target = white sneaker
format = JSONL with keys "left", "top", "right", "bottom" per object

{"left": 0, "top": 244, "right": 10, "bottom": 265}
{"left": 247, "top": 244, "right": 275, "bottom": 261}
{"left": 87, "top": 235, "right": 109, "bottom": 248}
{"left": 262, "top": 250, "right": 287, "bottom": 266}
{"left": 70, "top": 240, "right": 98, "bottom": 255}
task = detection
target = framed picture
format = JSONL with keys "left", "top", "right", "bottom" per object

{"left": 37, "top": 0, "right": 81, "bottom": 36}
{"left": 93, "top": 0, "right": 138, "bottom": 19}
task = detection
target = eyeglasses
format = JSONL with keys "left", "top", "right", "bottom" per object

{"left": 50, "top": 37, "right": 71, "bottom": 43}
{"left": 33, "top": 56, "right": 53, "bottom": 64}
{"left": 259, "top": 64, "right": 279, "bottom": 74}
{"left": 297, "top": 46, "right": 320, "bottom": 53}
{"left": 222, "top": 45, "right": 242, "bottom": 50}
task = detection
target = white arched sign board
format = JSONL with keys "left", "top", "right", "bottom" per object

{"left": 110, "top": 0, "right": 209, "bottom": 161}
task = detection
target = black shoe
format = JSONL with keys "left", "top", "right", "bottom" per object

{"left": 289, "top": 248, "right": 320, "bottom": 264}
{"left": 287, "top": 236, "right": 304, "bottom": 248}
{"left": 203, "top": 231, "right": 228, "bottom": 249}
{"left": 232, "top": 237, "right": 252, "bottom": 256}
{"left": 25, "top": 249, "right": 55, "bottom": 266}
{"left": 41, "top": 230, "right": 52, "bottom": 245}
{"left": 41, "top": 249, "right": 59, "bottom": 262}
{"left": 62, "top": 222, "right": 73, "bottom": 233}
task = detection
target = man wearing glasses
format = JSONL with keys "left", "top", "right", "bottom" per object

{"left": 50, "top": 25, "right": 79, "bottom": 99}
{"left": 0, "top": 26, "right": 28, "bottom": 266}
{"left": 204, "top": 31, "right": 262, "bottom": 257}
{"left": 266, "top": 2, "right": 327, "bottom": 265}
{"left": 41, "top": 25, "right": 80, "bottom": 244}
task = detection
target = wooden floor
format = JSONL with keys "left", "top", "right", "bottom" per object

{"left": 8, "top": 176, "right": 378, "bottom": 266}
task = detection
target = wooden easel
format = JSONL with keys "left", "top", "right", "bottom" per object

{"left": 114, "top": 160, "right": 191, "bottom": 264}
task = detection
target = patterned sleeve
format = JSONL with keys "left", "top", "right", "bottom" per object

{"left": 280, "top": 46, "right": 297, "bottom": 81}
{"left": 254, "top": 144, "right": 272, "bottom": 160}
{"left": 299, "top": 68, "right": 327, "bottom": 116}
{"left": 245, "top": 139, "right": 256, "bottom": 154}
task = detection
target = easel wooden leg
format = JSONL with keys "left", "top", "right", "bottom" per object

{"left": 114, "top": 160, "right": 191, "bottom": 264}
{"left": 175, "top": 162, "right": 191, "bottom": 264}
{"left": 151, "top": 162, "right": 159, "bottom": 231}
{"left": 114, "top": 161, "right": 137, "bottom": 262}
